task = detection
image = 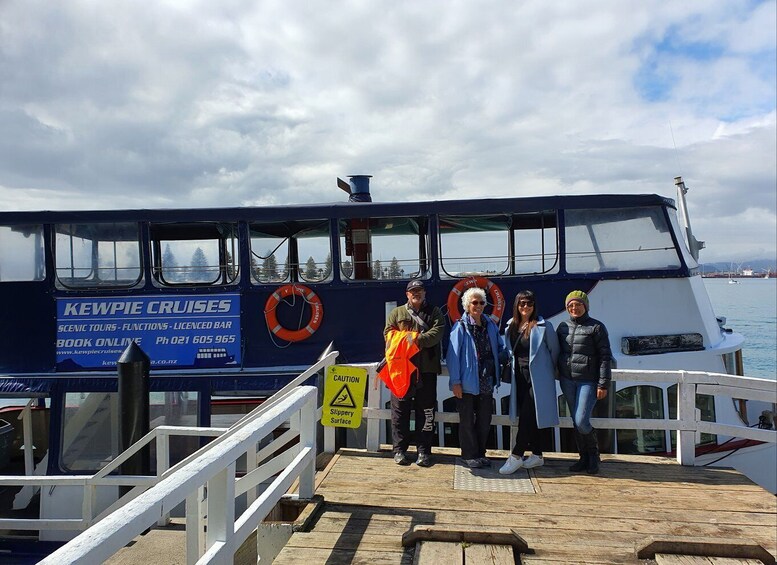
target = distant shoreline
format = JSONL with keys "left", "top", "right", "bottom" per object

{"left": 701, "top": 273, "right": 775, "bottom": 279}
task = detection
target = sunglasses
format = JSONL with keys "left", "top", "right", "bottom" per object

{"left": 518, "top": 301, "right": 534, "bottom": 307}
{"left": 470, "top": 300, "right": 486, "bottom": 306}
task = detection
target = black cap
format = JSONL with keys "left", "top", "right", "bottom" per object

{"left": 406, "top": 280, "right": 425, "bottom": 291}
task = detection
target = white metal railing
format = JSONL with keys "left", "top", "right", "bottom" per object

{"left": 1, "top": 350, "right": 339, "bottom": 564}
{"left": 40, "top": 385, "right": 318, "bottom": 565}
{"left": 0, "top": 425, "right": 227, "bottom": 534}
{"left": 363, "top": 367, "right": 777, "bottom": 466}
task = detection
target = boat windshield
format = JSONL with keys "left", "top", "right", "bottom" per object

{"left": 565, "top": 206, "right": 682, "bottom": 273}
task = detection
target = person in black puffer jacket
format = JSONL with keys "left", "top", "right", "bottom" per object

{"left": 556, "top": 290, "right": 611, "bottom": 474}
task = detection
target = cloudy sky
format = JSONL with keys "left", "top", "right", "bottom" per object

{"left": 1, "top": 0, "right": 775, "bottom": 263}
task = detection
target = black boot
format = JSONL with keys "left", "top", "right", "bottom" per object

{"left": 569, "top": 430, "right": 587, "bottom": 472}
{"left": 585, "top": 431, "right": 600, "bottom": 474}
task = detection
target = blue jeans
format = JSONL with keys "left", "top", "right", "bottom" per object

{"left": 558, "top": 378, "right": 598, "bottom": 435}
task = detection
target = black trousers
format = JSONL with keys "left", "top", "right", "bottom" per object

{"left": 457, "top": 392, "right": 493, "bottom": 460}
{"left": 512, "top": 370, "right": 542, "bottom": 457}
{"left": 390, "top": 372, "right": 437, "bottom": 455}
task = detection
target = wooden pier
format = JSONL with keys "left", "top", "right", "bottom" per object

{"left": 274, "top": 447, "right": 777, "bottom": 564}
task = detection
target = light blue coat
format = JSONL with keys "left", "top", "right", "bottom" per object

{"left": 447, "top": 315, "right": 507, "bottom": 395}
{"left": 503, "top": 317, "right": 560, "bottom": 429}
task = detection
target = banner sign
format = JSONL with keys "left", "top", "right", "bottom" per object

{"left": 55, "top": 294, "right": 241, "bottom": 370}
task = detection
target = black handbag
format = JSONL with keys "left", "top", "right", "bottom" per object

{"left": 501, "top": 326, "right": 521, "bottom": 383}
{"left": 500, "top": 361, "right": 512, "bottom": 383}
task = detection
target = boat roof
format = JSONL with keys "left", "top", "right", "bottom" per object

{"left": 0, "top": 193, "right": 675, "bottom": 224}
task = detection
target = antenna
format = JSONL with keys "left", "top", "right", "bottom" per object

{"left": 669, "top": 121, "right": 682, "bottom": 173}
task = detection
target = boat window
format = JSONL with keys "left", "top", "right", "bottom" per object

{"left": 61, "top": 391, "right": 201, "bottom": 472}
{"left": 55, "top": 223, "right": 142, "bottom": 288}
{"left": 614, "top": 385, "right": 667, "bottom": 454}
{"left": 0, "top": 224, "right": 45, "bottom": 282}
{"left": 296, "top": 222, "right": 332, "bottom": 283}
{"left": 250, "top": 223, "right": 290, "bottom": 284}
{"left": 148, "top": 391, "right": 201, "bottom": 468}
{"left": 249, "top": 220, "right": 331, "bottom": 284}
{"left": 439, "top": 215, "right": 510, "bottom": 278}
{"left": 565, "top": 207, "right": 681, "bottom": 273}
{"left": 339, "top": 217, "right": 428, "bottom": 281}
{"left": 250, "top": 220, "right": 331, "bottom": 284}
{"left": 61, "top": 392, "right": 118, "bottom": 471}
{"left": 667, "top": 384, "right": 716, "bottom": 447}
{"left": 512, "top": 210, "right": 559, "bottom": 275}
{"left": 150, "top": 223, "right": 240, "bottom": 286}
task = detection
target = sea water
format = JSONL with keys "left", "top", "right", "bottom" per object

{"left": 703, "top": 277, "right": 777, "bottom": 380}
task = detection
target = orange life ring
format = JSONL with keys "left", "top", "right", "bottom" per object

{"left": 447, "top": 276, "right": 505, "bottom": 324}
{"left": 264, "top": 284, "right": 324, "bottom": 342}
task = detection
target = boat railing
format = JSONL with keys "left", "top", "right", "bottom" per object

{"left": 361, "top": 365, "right": 777, "bottom": 466}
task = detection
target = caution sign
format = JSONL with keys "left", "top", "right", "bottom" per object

{"left": 322, "top": 365, "right": 368, "bottom": 428}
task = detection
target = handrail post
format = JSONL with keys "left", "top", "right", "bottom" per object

{"left": 157, "top": 429, "right": 170, "bottom": 526}
{"left": 186, "top": 486, "right": 205, "bottom": 565}
{"left": 246, "top": 439, "right": 258, "bottom": 506}
{"left": 322, "top": 366, "right": 336, "bottom": 453}
{"left": 81, "top": 480, "right": 95, "bottom": 529}
{"left": 298, "top": 396, "right": 316, "bottom": 499}
{"left": 206, "top": 463, "right": 236, "bottom": 553}
{"left": 676, "top": 372, "right": 696, "bottom": 465}
{"left": 365, "top": 362, "right": 381, "bottom": 452}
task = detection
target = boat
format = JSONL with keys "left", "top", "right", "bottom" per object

{"left": 0, "top": 174, "right": 775, "bottom": 557}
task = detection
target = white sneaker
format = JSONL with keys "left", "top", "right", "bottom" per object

{"left": 522, "top": 454, "right": 544, "bottom": 469}
{"left": 499, "top": 454, "right": 524, "bottom": 475}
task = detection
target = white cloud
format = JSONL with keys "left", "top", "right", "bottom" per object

{"left": 0, "top": 0, "right": 774, "bottom": 261}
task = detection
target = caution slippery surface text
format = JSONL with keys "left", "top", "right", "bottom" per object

{"left": 322, "top": 365, "right": 367, "bottom": 428}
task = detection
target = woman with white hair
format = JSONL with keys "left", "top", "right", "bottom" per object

{"left": 446, "top": 286, "right": 507, "bottom": 468}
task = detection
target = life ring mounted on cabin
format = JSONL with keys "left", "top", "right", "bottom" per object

{"left": 447, "top": 276, "right": 505, "bottom": 324}
{"left": 264, "top": 284, "right": 323, "bottom": 343}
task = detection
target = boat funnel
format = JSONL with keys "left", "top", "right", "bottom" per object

{"left": 348, "top": 175, "right": 372, "bottom": 202}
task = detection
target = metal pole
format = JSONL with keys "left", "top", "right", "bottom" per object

{"left": 117, "top": 341, "right": 151, "bottom": 481}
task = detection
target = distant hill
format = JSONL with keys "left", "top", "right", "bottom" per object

{"left": 700, "top": 259, "right": 776, "bottom": 274}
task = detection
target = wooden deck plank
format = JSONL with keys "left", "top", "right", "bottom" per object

{"left": 275, "top": 450, "right": 777, "bottom": 564}
{"left": 273, "top": 546, "right": 413, "bottom": 564}
{"left": 463, "top": 543, "right": 514, "bottom": 564}
{"left": 708, "top": 559, "right": 766, "bottom": 564}
{"left": 313, "top": 504, "right": 777, "bottom": 551}
{"left": 313, "top": 489, "right": 777, "bottom": 528}
{"left": 414, "top": 541, "right": 462, "bottom": 564}
{"left": 334, "top": 450, "right": 758, "bottom": 486}
{"left": 656, "top": 556, "right": 714, "bottom": 564}
{"left": 283, "top": 531, "right": 403, "bottom": 551}
{"left": 315, "top": 479, "right": 775, "bottom": 513}
{"left": 307, "top": 514, "right": 774, "bottom": 550}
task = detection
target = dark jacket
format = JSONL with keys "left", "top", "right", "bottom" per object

{"left": 556, "top": 313, "right": 612, "bottom": 389}
{"left": 384, "top": 302, "right": 445, "bottom": 374}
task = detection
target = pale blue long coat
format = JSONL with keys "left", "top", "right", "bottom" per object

{"left": 503, "top": 317, "right": 560, "bottom": 429}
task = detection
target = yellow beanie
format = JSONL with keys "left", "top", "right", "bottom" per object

{"left": 565, "top": 290, "right": 589, "bottom": 310}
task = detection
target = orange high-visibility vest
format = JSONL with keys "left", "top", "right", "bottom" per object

{"left": 378, "top": 330, "right": 420, "bottom": 398}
